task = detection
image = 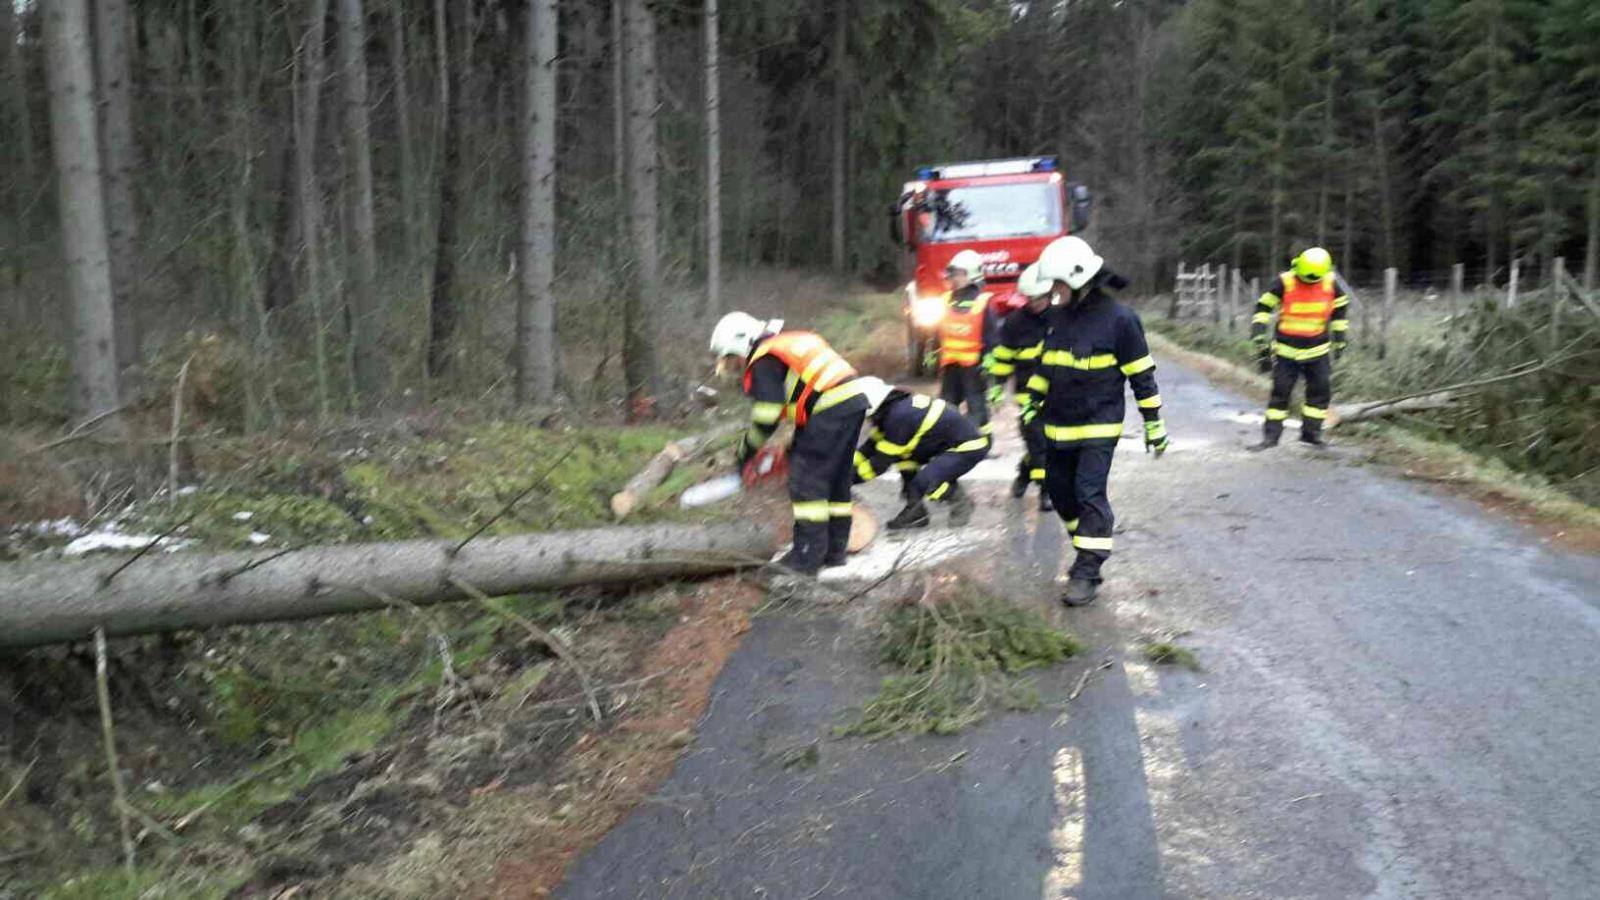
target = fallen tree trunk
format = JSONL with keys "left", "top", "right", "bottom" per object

{"left": 610, "top": 420, "right": 743, "bottom": 520}
{"left": 0, "top": 523, "right": 778, "bottom": 650}
{"left": 1329, "top": 392, "right": 1458, "bottom": 427}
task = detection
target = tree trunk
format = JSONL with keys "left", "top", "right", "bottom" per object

{"left": 1585, "top": 145, "right": 1598, "bottom": 291}
{"left": 702, "top": 0, "right": 721, "bottom": 319}
{"left": 0, "top": 523, "right": 780, "bottom": 650}
{"left": 515, "top": 0, "right": 558, "bottom": 406}
{"left": 388, "top": 0, "right": 417, "bottom": 258}
{"left": 295, "top": 0, "right": 333, "bottom": 419}
{"left": 337, "top": 0, "right": 385, "bottom": 402}
{"left": 622, "top": 0, "right": 659, "bottom": 418}
{"left": 610, "top": 420, "right": 742, "bottom": 520}
{"left": 2, "top": 0, "right": 36, "bottom": 227}
{"left": 426, "top": 0, "right": 460, "bottom": 380}
{"left": 611, "top": 0, "right": 625, "bottom": 218}
{"left": 829, "top": 0, "right": 848, "bottom": 273}
{"left": 44, "top": 0, "right": 123, "bottom": 432}
{"left": 92, "top": 0, "right": 140, "bottom": 374}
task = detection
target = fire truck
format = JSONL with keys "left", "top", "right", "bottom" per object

{"left": 892, "top": 156, "right": 1091, "bottom": 375}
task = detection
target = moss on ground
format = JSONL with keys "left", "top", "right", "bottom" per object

{"left": 1142, "top": 641, "right": 1202, "bottom": 672}
{"left": 839, "top": 586, "right": 1080, "bottom": 739}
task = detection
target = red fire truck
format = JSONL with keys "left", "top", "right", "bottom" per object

{"left": 892, "top": 156, "right": 1091, "bottom": 375}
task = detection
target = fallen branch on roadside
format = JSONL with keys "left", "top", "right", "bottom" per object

{"left": 449, "top": 576, "right": 603, "bottom": 723}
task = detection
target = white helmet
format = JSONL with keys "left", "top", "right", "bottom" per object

{"left": 854, "top": 376, "right": 893, "bottom": 416}
{"left": 1016, "top": 262, "right": 1052, "bottom": 299}
{"left": 710, "top": 311, "right": 781, "bottom": 360}
{"left": 946, "top": 248, "right": 984, "bottom": 281}
{"left": 1036, "top": 236, "right": 1103, "bottom": 290}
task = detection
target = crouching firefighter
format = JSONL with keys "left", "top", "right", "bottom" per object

{"left": 852, "top": 386, "right": 989, "bottom": 530}
{"left": 1249, "top": 247, "right": 1350, "bottom": 449}
{"left": 1023, "top": 236, "right": 1170, "bottom": 607}
{"left": 990, "top": 262, "right": 1053, "bottom": 511}
{"left": 711, "top": 312, "right": 870, "bottom": 575}
{"left": 934, "top": 248, "right": 1001, "bottom": 447}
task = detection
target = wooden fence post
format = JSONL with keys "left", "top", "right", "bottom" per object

{"left": 1380, "top": 267, "right": 1396, "bottom": 360}
{"left": 1229, "top": 267, "right": 1242, "bottom": 332}
{"left": 1506, "top": 258, "right": 1519, "bottom": 308}
{"left": 1448, "top": 262, "right": 1464, "bottom": 349}
{"left": 1360, "top": 273, "right": 1372, "bottom": 344}
{"left": 1213, "top": 264, "right": 1225, "bottom": 325}
{"left": 1170, "top": 261, "right": 1186, "bottom": 319}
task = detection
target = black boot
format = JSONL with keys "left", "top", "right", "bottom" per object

{"left": 1249, "top": 420, "right": 1283, "bottom": 452}
{"left": 1011, "top": 467, "right": 1029, "bottom": 499}
{"left": 1299, "top": 425, "right": 1327, "bottom": 447}
{"left": 947, "top": 484, "right": 975, "bottom": 526}
{"left": 777, "top": 522, "right": 826, "bottom": 575}
{"left": 1060, "top": 577, "right": 1098, "bottom": 607}
{"left": 1037, "top": 489, "right": 1053, "bottom": 513}
{"left": 822, "top": 517, "right": 851, "bottom": 568}
{"left": 887, "top": 499, "right": 931, "bottom": 531}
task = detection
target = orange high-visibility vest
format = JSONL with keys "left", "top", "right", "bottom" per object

{"left": 938, "top": 291, "right": 991, "bottom": 367}
{"left": 1276, "top": 273, "right": 1336, "bottom": 338}
{"left": 744, "top": 331, "right": 857, "bottom": 426}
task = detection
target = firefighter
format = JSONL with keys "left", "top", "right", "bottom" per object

{"left": 1021, "top": 236, "right": 1169, "bottom": 607}
{"left": 1249, "top": 247, "right": 1350, "bottom": 449}
{"left": 711, "top": 312, "right": 871, "bottom": 575}
{"left": 990, "top": 262, "right": 1054, "bottom": 511}
{"left": 931, "top": 248, "right": 1001, "bottom": 446}
{"left": 853, "top": 387, "right": 989, "bottom": 530}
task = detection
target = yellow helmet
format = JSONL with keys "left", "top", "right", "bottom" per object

{"left": 1293, "top": 247, "right": 1333, "bottom": 282}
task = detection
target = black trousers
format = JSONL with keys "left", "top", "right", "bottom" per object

{"left": 787, "top": 398, "right": 868, "bottom": 571}
{"left": 940, "top": 364, "right": 991, "bottom": 439}
{"left": 908, "top": 443, "right": 986, "bottom": 501}
{"left": 1264, "top": 355, "right": 1332, "bottom": 442}
{"left": 1020, "top": 417, "right": 1047, "bottom": 485}
{"left": 1044, "top": 441, "right": 1116, "bottom": 581}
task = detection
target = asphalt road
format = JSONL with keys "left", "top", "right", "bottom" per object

{"left": 556, "top": 358, "right": 1600, "bottom": 900}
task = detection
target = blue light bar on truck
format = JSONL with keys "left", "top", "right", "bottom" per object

{"left": 917, "top": 157, "right": 1059, "bottom": 179}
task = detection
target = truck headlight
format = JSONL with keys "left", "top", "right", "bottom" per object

{"left": 911, "top": 296, "right": 946, "bottom": 328}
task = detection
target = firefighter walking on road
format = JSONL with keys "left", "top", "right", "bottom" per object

{"left": 1250, "top": 247, "right": 1350, "bottom": 449}
{"left": 990, "top": 262, "right": 1054, "bottom": 510}
{"left": 853, "top": 387, "right": 989, "bottom": 530}
{"left": 1022, "top": 237, "right": 1169, "bottom": 607}
{"left": 933, "top": 249, "right": 1001, "bottom": 446}
{"left": 711, "top": 312, "right": 871, "bottom": 576}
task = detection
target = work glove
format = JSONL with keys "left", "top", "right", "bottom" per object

{"left": 1020, "top": 399, "right": 1039, "bottom": 426}
{"left": 987, "top": 383, "right": 1005, "bottom": 406}
{"left": 1144, "top": 419, "right": 1170, "bottom": 457}
{"left": 981, "top": 351, "right": 997, "bottom": 375}
{"left": 922, "top": 349, "right": 940, "bottom": 372}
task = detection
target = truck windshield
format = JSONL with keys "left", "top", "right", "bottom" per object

{"left": 920, "top": 181, "right": 1061, "bottom": 243}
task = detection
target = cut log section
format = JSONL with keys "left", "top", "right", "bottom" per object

{"left": 0, "top": 523, "right": 779, "bottom": 650}
{"left": 610, "top": 421, "right": 744, "bottom": 520}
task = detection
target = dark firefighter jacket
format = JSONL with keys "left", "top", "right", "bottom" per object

{"left": 991, "top": 304, "right": 1049, "bottom": 390}
{"left": 1020, "top": 284, "right": 1162, "bottom": 445}
{"left": 853, "top": 391, "right": 989, "bottom": 481}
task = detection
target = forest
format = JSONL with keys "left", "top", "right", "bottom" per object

{"left": 2, "top": 0, "right": 1595, "bottom": 430}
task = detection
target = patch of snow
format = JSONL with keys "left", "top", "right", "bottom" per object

{"left": 65, "top": 531, "right": 163, "bottom": 555}
{"left": 248, "top": 532, "right": 272, "bottom": 545}
{"left": 232, "top": 511, "right": 254, "bottom": 521}
{"left": 176, "top": 485, "right": 199, "bottom": 495}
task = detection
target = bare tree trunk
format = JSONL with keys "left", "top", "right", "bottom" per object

{"left": 92, "top": 0, "right": 140, "bottom": 374}
{"left": 2, "top": 0, "right": 36, "bottom": 223}
{"left": 516, "top": 0, "right": 558, "bottom": 405}
{"left": 426, "top": 0, "right": 460, "bottom": 380}
{"left": 0, "top": 523, "right": 780, "bottom": 650}
{"left": 1371, "top": 107, "right": 1397, "bottom": 271}
{"left": 295, "top": 0, "right": 333, "bottom": 420}
{"left": 829, "top": 0, "right": 848, "bottom": 273}
{"left": 702, "top": 0, "right": 721, "bottom": 319}
{"left": 44, "top": 0, "right": 123, "bottom": 432}
{"left": 611, "top": 0, "right": 625, "bottom": 217}
{"left": 338, "top": 0, "right": 385, "bottom": 402}
{"left": 1586, "top": 145, "right": 1598, "bottom": 291}
{"left": 622, "top": 0, "right": 659, "bottom": 418}
{"left": 388, "top": 0, "right": 417, "bottom": 258}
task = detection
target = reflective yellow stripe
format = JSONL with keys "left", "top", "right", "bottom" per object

{"left": 951, "top": 437, "right": 990, "bottom": 453}
{"left": 792, "top": 501, "right": 830, "bottom": 522}
{"left": 1029, "top": 468, "right": 1045, "bottom": 481}
{"left": 1333, "top": 295, "right": 1349, "bottom": 308}
{"left": 1265, "top": 408, "right": 1289, "bottom": 421}
{"left": 895, "top": 460, "right": 921, "bottom": 472}
{"left": 993, "top": 346, "right": 1017, "bottom": 361}
{"left": 812, "top": 378, "right": 867, "bottom": 413}
{"left": 1278, "top": 316, "right": 1327, "bottom": 334}
{"left": 1258, "top": 294, "right": 1280, "bottom": 310}
{"left": 1251, "top": 311, "right": 1274, "bottom": 325}
{"left": 750, "top": 402, "right": 784, "bottom": 425}
{"left": 1273, "top": 341, "right": 1331, "bottom": 360}
{"left": 1136, "top": 394, "right": 1162, "bottom": 409}
{"left": 1119, "top": 355, "right": 1155, "bottom": 376}
{"left": 855, "top": 452, "right": 877, "bottom": 481}
{"left": 1330, "top": 319, "right": 1350, "bottom": 332}
{"left": 828, "top": 502, "right": 853, "bottom": 517}
{"left": 1026, "top": 374, "right": 1049, "bottom": 393}
{"left": 927, "top": 482, "right": 951, "bottom": 500}
{"left": 979, "top": 422, "right": 994, "bottom": 435}
{"left": 1043, "top": 350, "right": 1119, "bottom": 370}
{"left": 1044, "top": 422, "right": 1124, "bottom": 442}
{"left": 1065, "top": 518, "right": 1080, "bottom": 532}
{"left": 991, "top": 361, "right": 1016, "bottom": 376}
{"left": 874, "top": 398, "right": 946, "bottom": 455}
{"left": 1301, "top": 405, "right": 1327, "bottom": 420}
{"left": 1015, "top": 344, "right": 1042, "bottom": 360}
{"left": 1072, "top": 534, "right": 1114, "bottom": 551}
